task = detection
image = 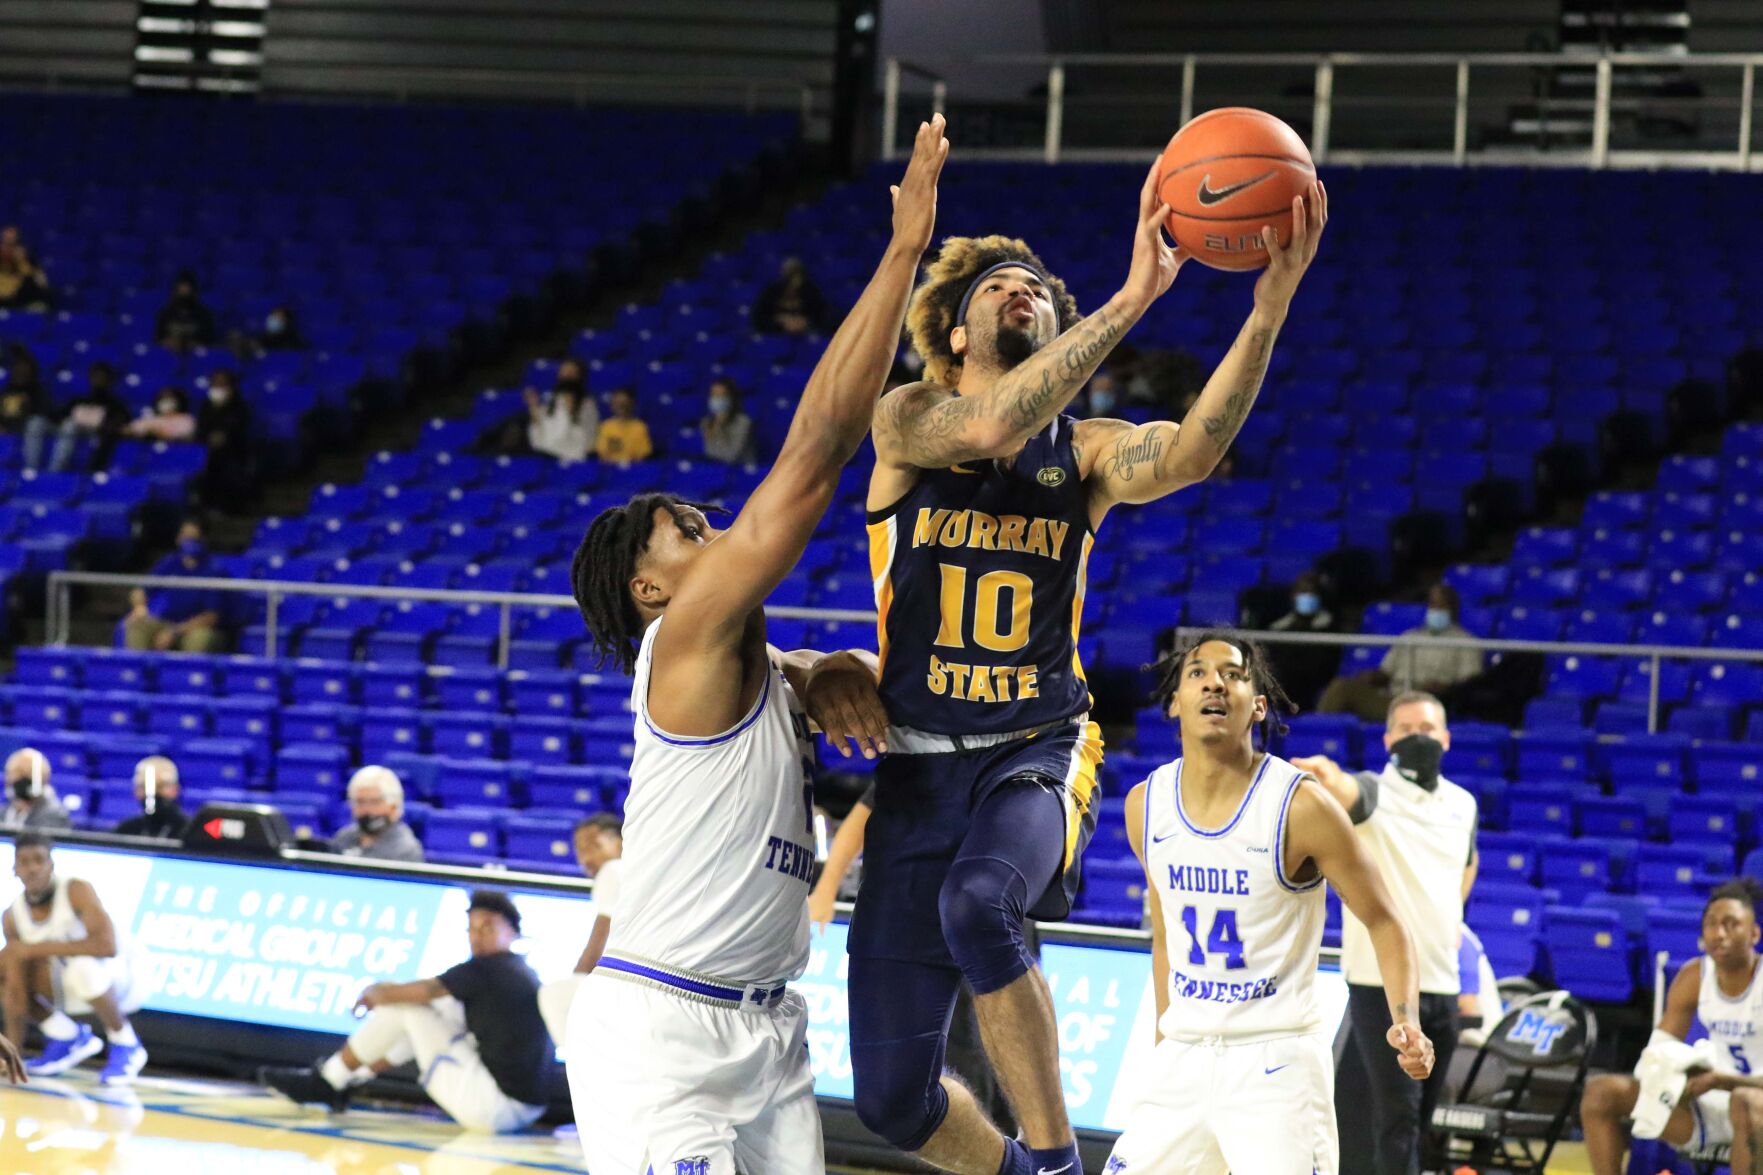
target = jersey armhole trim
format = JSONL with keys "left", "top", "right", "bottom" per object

{"left": 640, "top": 659, "right": 773, "bottom": 748}
{"left": 1274, "top": 774, "right": 1325, "bottom": 893}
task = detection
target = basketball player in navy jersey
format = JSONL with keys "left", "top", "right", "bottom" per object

{"left": 563, "top": 117, "right": 945, "bottom": 1173}
{"left": 1107, "top": 633, "right": 1430, "bottom": 1173}
{"left": 817, "top": 167, "right": 1327, "bottom": 1174}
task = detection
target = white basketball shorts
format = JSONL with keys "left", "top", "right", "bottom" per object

{"left": 1105, "top": 1031, "right": 1338, "bottom": 1175}
{"left": 565, "top": 972, "right": 822, "bottom": 1175}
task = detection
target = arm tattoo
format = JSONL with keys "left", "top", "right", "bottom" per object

{"left": 997, "top": 304, "right": 1123, "bottom": 431}
{"left": 1198, "top": 327, "right": 1273, "bottom": 453}
{"left": 1099, "top": 423, "right": 1174, "bottom": 485}
{"left": 1394, "top": 1002, "right": 1412, "bottom": 1020}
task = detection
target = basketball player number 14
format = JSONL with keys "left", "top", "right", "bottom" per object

{"left": 1181, "top": 906, "right": 1247, "bottom": 970}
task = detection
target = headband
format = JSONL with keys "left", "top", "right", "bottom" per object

{"left": 955, "top": 260, "right": 1050, "bottom": 327}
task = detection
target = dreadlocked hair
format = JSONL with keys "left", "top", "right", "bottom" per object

{"left": 1148, "top": 629, "right": 1297, "bottom": 751}
{"left": 570, "top": 492, "right": 727, "bottom": 675}
{"left": 906, "top": 235, "right": 1080, "bottom": 388}
{"left": 1705, "top": 876, "right": 1763, "bottom": 921}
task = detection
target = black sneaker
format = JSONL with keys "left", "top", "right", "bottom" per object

{"left": 258, "top": 1064, "right": 351, "bottom": 1112}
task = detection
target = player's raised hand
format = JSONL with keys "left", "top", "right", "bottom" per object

{"left": 890, "top": 113, "right": 949, "bottom": 257}
{"left": 1387, "top": 1019, "right": 1435, "bottom": 1081}
{"left": 802, "top": 651, "right": 890, "bottom": 760}
{"left": 1253, "top": 179, "right": 1327, "bottom": 314}
{"left": 1120, "top": 160, "right": 1190, "bottom": 312}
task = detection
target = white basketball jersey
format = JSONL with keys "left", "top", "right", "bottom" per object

{"left": 9, "top": 875, "right": 85, "bottom": 946}
{"left": 1698, "top": 954, "right": 1763, "bottom": 1076}
{"left": 1143, "top": 753, "right": 1326, "bottom": 1041}
{"left": 605, "top": 617, "right": 817, "bottom": 983}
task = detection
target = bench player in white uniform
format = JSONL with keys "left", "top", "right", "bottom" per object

{"left": 1580, "top": 878, "right": 1763, "bottom": 1174}
{"left": 3, "top": 832, "right": 148, "bottom": 1084}
{"left": 1106, "top": 634, "right": 1434, "bottom": 1174}
{"left": 562, "top": 116, "right": 948, "bottom": 1175}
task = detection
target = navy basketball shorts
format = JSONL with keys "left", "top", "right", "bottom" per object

{"left": 848, "top": 719, "right": 1103, "bottom": 968}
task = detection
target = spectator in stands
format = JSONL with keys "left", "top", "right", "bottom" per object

{"left": 536, "top": 813, "right": 625, "bottom": 1043}
{"left": 752, "top": 255, "right": 831, "bottom": 336}
{"left": 154, "top": 271, "right": 215, "bottom": 352}
{"left": 328, "top": 765, "right": 424, "bottom": 863}
{"left": 1294, "top": 691, "right": 1478, "bottom": 1175}
{"left": 256, "top": 305, "right": 304, "bottom": 351}
{"left": 23, "top": 362, "right": 128, "bottom": 473}
{"left": 124, "top": 386, "right": 196, "bottom": 443}
{"left": 111, "top": 756, "right": 189, "bottom": 840}
{"left": 0, "top": 236, "right": 51, "bottom": 311}
{"left": 0, "top": 346, "right": 49, "bottom": 437}
{"left": 525, "top": 360, "right": 598, "bottom": 463}
{"left": 261, "top": 889, "right": 549, "bottom": 1131}
{"left": 1267, "top": 571, "right": 1345, "bottom": 709}
{"left": 125, "top": 519, "right": 225, "bottom": 653}
{"left": 698, "top": 377, "right": 756, "bottom": 464}
{"left": 196, "top": 369, "right": 256, "bottom": 506}
{"left": 6, "top": 832, "right": 149, "bottom": 1085}
{"left": 1316, "top": 583, "right": 1482, "bottom": 722}
{"left": 1, "top": 750, "right": 72, "bottom": 832}
{"left": 594, "top": 386, "right": 653, "bottom": 464}
{"left": 1578, "top": 878, "right": 1763, "bottom": 1175}
{"left": 1080, "top": 369, "right": 1122, "bottom": 418}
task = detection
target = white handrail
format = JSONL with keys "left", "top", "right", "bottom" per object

{"left": 881, "top": 50, "right": 1763, "bottom": 170}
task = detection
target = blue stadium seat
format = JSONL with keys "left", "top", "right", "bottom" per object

{"left": 1507, "top": 785, "right": 1575, "bottom": 837}
{"left": 1280, "top": 714, "right": 1360, "bottom": 763}
{"left": 424, "top": 810, "right": 501, "bottom": 859}
{"left": 360, "top": 708, "right": 427, "bottom": 759}
{"left": 527, "top": 765, "right": 619, "bottom": 811}
{"left": 275, "top": 742, "right": 350, "bottom": 793}
{"left": 428, "top": 711, "right": 504, "bottom": 759}
{"left": 1513, "top": 730, "right": 1592, "bottom": 779}
{"left": 431, "top": 759, "right": 514, "bottom": 808}
{"left": 1637, "top": 844, "right": 1729, "bottom": 903}
{"left": 1478, "top": 832, "right": 1546, "bottom": 887}
{"left": 508, "top": 717, "right": 577, "bottom": 765}
{"left": 1467, "top": 882, "right": 1553, "bottom": 976}
{"left": 1543, "top": 907, "right": 1635, "bottom": 1001}
{"left": 502, "top": 817, "right": 580, "bottom": 873}
{"left": 1576, "top": 796, "right": 1648, "bottom": 841}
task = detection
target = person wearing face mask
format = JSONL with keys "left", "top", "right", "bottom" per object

{"left": 110, "top": 756, "right": 189, "bottom": 840}
{"left": 124, "top": 385, "right": 196, "bottom": 443}
{"left": 0, "top": 750, "right": 72, "bottom": 832}
{"left": 1316, "top": 583, "right": 1483, "bottom": 722}
{"left": 1082, "top": 369, "right": 1122, "bottom": 418}
{"left": 195, "top": 369, "right": 257, "bottom": 507}
{"left": 24, "top": 362, "right": 129, "bottom": 473}
{"left": 698, "top": 377, "right": 757, "bottom": 464}
{"left": 524, "top": 360, "right": 598, "bottom": 463}
{"left": 125, "top": 518, "right": 226, "bottom": 653}
{"left": 257, "top": 305, "right": 303, "bottom": 351}
{"left": 1294, "top": 691, "right": 1479, "bottom": 1175}
{"left": 153, "top": 271, "right": 215, "bottom": 352}
{"left": 1267, "top": 571, "right": 1344, "bottom": 709}
{"left": 329, "top": 765, "right": 425, "bottom": 863}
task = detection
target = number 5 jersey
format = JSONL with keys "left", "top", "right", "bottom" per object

{"left": 1140, "top": 753, "right": 1327, "bottom": 1041}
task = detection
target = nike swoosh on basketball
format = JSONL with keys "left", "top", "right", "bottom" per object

{"left": 1265, "top": 1064, "right": 1290, "bottom": 1075}
{"left": 1196, "top": 170, "right": 1276, "bottom": 206}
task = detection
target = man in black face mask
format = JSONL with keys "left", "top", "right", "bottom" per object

{"left": 1294, "top": 691, "right": 1479, "bottom": 1175}
{"left": 111, "top": 756, "right": 189, "bottom": 840}
{"left": 328, "top": 765, "right": 424, "bottom": 863}
{"left": 1, "top": 750, "right": 72, "bottom": 832}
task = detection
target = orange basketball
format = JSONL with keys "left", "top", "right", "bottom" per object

{"left": 1157, "top": 107, "right": 1315, "bottom": 272}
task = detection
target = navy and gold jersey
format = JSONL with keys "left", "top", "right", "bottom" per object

{"left": 867, "top": 413, "right": 1093, "bottom": 736}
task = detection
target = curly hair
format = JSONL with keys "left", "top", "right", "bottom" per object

{"left": 905, "top": 235, "right": 1080, "bottom": 388}
{"left": 1148, "top": 629, "right": 1297, "bottom": 751}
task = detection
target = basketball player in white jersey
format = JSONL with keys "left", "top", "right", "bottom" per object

{"left": 1105, "top": 633, "right": 1433, "bottom": 1174}
{"left": 1580, "top": 878, "right": 1763, "bottom": 1174}
{"left": 562, "top": 116, "right": 947, "bottom": 1174}
{"left": 2, "top": 832, "right": 148, "bottom": 1084}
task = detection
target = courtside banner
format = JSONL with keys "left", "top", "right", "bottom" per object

{"left": 0, "top": 842, "right": 1344, "bottom": 1132}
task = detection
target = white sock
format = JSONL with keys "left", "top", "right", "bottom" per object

{"left": 319, "top": 1054, "right": 361, "bottom": 1090}
{"left": 39, "top": 1012, "right": 78, "bottom": 1042}
{"left": 106, "top": 1024, "right": 138, "bottom": 1048}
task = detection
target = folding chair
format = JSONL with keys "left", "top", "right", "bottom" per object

{"left": 1428, "top": 990, "right": 1597, "bottom": 1174}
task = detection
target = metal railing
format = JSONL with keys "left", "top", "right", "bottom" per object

{"left": 883, "top": 50, "right": 1762, "bottom": 169}
{"left": 1175, "top": 627, "right": 1763, "bottom": 735}
{"left": 47, "top": 570, "right": 1760, "bottom": 733}
{"left": 44, "top": 571, "right": 875, "bottom": 671}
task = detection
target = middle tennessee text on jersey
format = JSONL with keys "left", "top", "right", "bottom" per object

{"left": 866, "top": 413, "right": 1093, "bottom": 737}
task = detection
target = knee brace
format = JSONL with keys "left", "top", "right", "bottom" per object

{"left": 939, "top": 853, "right": 1035, "bottom": 996}
{"left": 852, "top": 1051, "right": 950, "bottom": 1152}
